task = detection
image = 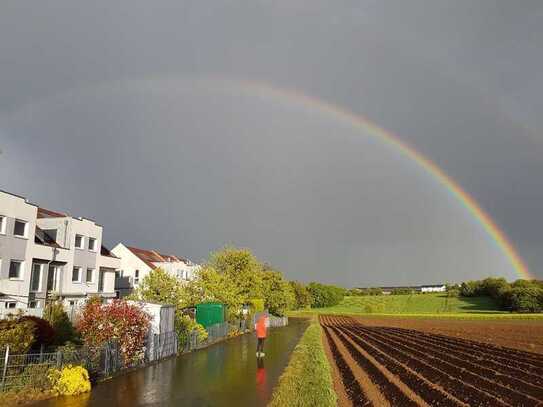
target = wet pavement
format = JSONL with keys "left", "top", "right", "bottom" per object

{"left": 34, "top": 318, "right": 309, "bottom": 407}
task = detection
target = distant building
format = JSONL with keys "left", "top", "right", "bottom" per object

{"left": 0, "top": 189, "right": 120, "bottom": 313}
{"left": 420, "top": 284, "right": 446, "bottom": 293}
{"left": 111, "top": 243, "right": 199, "bottom": 297}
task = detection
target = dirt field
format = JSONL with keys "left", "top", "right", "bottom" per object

{"left": 321, "top": 315, "right": 543, "bottom": 406}
{"left": 353, "top": 316, "right": 543, "bottom": 355}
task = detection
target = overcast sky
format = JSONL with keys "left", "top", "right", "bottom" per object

{"left": 1, "top": 1, "right": 542, "bottom": 286}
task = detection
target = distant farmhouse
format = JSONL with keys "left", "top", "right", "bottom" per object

{"left": 358, "top": 284, "right": 446, "bottom": 295}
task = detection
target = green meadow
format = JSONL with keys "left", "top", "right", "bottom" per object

{"left": 290, "top": 293, "right": 543, "bottom": 319}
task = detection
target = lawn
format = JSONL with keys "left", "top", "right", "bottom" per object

{"left": 289, "top": 293, "right": 543, "bottom": 320}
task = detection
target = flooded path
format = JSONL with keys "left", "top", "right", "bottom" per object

{"left": 36, "top": 318, "right": 309, "bottom": 407}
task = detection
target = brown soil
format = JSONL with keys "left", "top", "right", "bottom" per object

{"left": 353, "top": 317, "right": 543, "bottom": 354}
{"left": 320, "top": 315, "right": 543, "bottom": 407}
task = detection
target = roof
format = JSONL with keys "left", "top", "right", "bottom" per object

{"left": 101, "top": 245, "right": 119, "bottom": 259}
{"left": 37, "top": 207, "right": 68, "bottom": 219}
{"left": 126, "top": 246, "right": 189, "bottom": 269}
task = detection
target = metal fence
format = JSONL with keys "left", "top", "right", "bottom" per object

{"left": 0, "top": 317, "right": 288, "bottom": 391}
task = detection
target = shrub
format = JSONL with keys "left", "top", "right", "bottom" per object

{"left": 290, "top": 281, "right": 313, "bottom": 308}
{"left": 18, "top": 316, "right": 55, "bottom": 348}
{"left": 247, "top": 298, "right": 265, "bottom": 312}
{"left": 43, "top": 301, "right": 78, "bottom": 345}
{"left": 77, "top": 299, "right": 151, "bottom": 365}
{"left": 48, "top": 365, "right": 91, "bottom": 396}
{"left": 176, "top": 314, "right": 208, "bottom": 349}
{"left": 0, "top": 317, "right": 36, "bottom": 353}
{"left": 9, "top": 364, "right": 53, "bottom": 391}
{"left": 308, "top": 283, "right": 345, "bottom": 308}
{"left": 502, "top": 288, "right": 543, "bottom": 313}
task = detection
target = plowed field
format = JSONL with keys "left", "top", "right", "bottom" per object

{"left": 321, "top": 315, "right": 543, "bottom": 406}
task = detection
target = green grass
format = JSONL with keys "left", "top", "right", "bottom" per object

{"left": 268, "top": 318, "right": 336, "bottom": 407}
{"left": 288, "top": 293, "right": 543, "bottom": 320}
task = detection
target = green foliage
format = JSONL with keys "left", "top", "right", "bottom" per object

{"left": 349, "top": 288, "right": 383, "bottom": 296}
{"left": 18, "top": 316, "right": 55, "bottom": 348}
{"left": 43, "top": 301, "right": 78, "bottom": 345}
{"left": 187, "top": 265, "right": 244, "bottom": 321}
{"left": 391, "top": 288, "right": 415, "bottom": 295}
{"left": 262, "top": 269, "right": 295, "bottom": 316}
{"left": 247, "top": 298, "right": 265, "bottom": 312}
{"left": 130, "top": 268, "right": 190, "bottom": 309}
{"left": 502, "top": 287, "right": 543, "bottom": 313}
{"left": 8, "top": 363, "right": 52, "bottom": 391}
{"left": 0, "top": 316, "right": 36, "bottom": 353}
{"left": 268, "top": 320, "right": 336, "bottom": 407}
{"left": 209, "top": 246, "right": 264, "bottom": 300}
{"left": 290, "top": 281, "right": 313, "bottom": 309}
{"left": 48, "top": 365, "right": 91, "bottom": 396}
{"left": 175, "top": 314, "right": 208, "bottom": 348}
{"left": 307, "top": 282, "right": 345, "bottom": 308}
{"left": 459, "top": 277, "right": 543, "bottom": 313}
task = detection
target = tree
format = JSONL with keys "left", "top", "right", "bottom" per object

{"left": 261, "top": 269, "right": 295, "bottom": 316}
{"left": 209, "top": 246, "right": 264, "bottom": 300}
{"left": 130, "top": 268, "right": 190, "bottom": 309}
{"left": 502, "top": 287, "right": 543, "bottom": 313}
{"left": 307, "top": 282, "right": 345, "bottom": 308}
{"left": 77, "top": 299, "right": 151, "bottom": 364}
{"left": 43, "top": 301, "right": 78, "bottom": 345}
{"left": 18, "top": 316, "right": 55, "bottom": 348}
{"left": 290, "top": 281, "right": 313, "bottom": 309}
{"left": 186, "top": 265, "right": 244, "bottom": 320}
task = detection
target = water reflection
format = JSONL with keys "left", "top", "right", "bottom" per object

{"left": 35, "top": 318, "right": 308, "bottom": 407}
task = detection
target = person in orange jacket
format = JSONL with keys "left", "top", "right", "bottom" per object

{"left": 255, "top": 314, "right": 269, "bottom": 357}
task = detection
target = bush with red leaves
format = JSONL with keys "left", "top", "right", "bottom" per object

{"left": 76, "top": 299, "right": 151, "bottom": 364}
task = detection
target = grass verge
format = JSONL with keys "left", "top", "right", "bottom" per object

{"left": 268, "top": 317, "right": 336, "bottom": 407}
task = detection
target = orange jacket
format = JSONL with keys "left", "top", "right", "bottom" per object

{"left": 256, "top": 316, "right": 267, "bottom": 338}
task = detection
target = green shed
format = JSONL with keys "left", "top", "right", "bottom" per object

{"left": 196, "top": 302, "right": 226, "bottom": 328}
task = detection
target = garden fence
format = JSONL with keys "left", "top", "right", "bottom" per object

{"left": 0, "top": 318, "right": 287, "bottom": 392}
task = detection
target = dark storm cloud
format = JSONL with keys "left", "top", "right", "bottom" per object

{"left": 1, "top": 1, "right": 542, "bottom": 284}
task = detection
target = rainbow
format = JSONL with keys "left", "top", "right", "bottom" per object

{"left": 227, "top": 79, "right": 532, "bottom": 280}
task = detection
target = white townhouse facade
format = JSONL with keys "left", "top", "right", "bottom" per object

{"left": 0, "top": 190, "right": 120, "bottom": 311}
{"left": 111, "top": 243, "right": 199, "bottom": 297}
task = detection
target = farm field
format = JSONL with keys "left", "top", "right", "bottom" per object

{"left": 321, "top": 315, "right": 543, "bottom": 407}
{"left": 354, "top": 316, "right": 543, "bottom": 354}
{"left": 293, "top": 293, "right": 543, "bottom": 319}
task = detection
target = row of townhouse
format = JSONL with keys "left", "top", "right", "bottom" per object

{"left": 0, "top": 189, "right": 199, "bottom": 312}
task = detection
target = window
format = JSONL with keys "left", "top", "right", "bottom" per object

{"left": 86, "top": 268, "right": 94, "bottom": 283}
{"left": 9, "top": 260, "right": 23, "bottom": 279}
{"left": 4, "top": 302, "right": 16, "bottom": 309}
{"left": 13, "top": 219, "right": 27, "bottom": 237}
{"left": 0, "top": 216, "right": 6, "bottom": 234}
{"left": 72, "top": 266, "right": 82, "bottom": 283}
{"left": 29, "top": 301, "right": 40, "bottom": 308}
{"left": 88, "top": 237, "right": 97, "bottom": 251}
{"left": 75, "top": 234, "right": 84, "bottom": 249}
{"left": 69, "top": 300, "right": 75, "bottom": 306}
{"left": 134, "top": 269, "right": 140, "bottom": 285}
{"left": 30, "top": 264, "right": 42, "bottom": 291}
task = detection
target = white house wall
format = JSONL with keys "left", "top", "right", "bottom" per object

{"left": 0, "top": 192, "right": 37, "bottom": 307}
